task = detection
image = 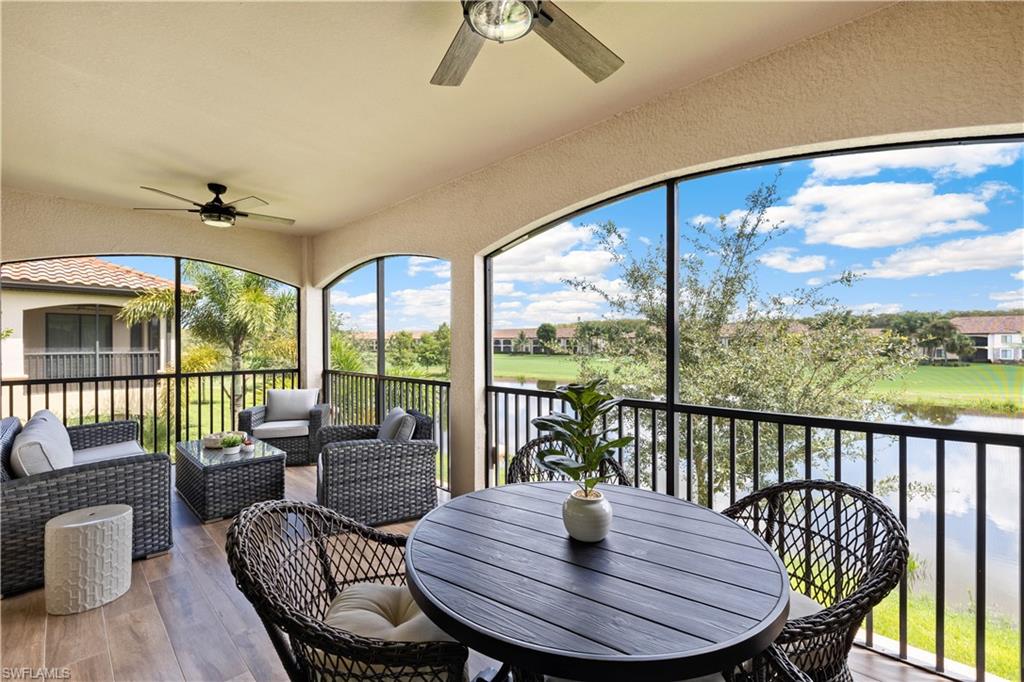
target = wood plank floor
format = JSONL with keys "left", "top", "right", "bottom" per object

{"left": 1, "top": 467, "right": 943, "bottom": 682}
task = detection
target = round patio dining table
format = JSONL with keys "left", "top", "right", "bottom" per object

{"left": 405, "top": 481, "right": 791, "bottom": 682}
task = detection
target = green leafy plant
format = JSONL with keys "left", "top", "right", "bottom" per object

{"left": 531, "top": 378, "right": 633, "bottom": 497}
{"left": 221, "top": 434, "right": 243, "bottom": 448}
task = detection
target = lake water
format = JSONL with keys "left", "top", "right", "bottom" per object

{"left": 493, "top": 378, "right": 1024, "bottom": 621}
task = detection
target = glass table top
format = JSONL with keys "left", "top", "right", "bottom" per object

{"left": 176, "top": 438, "right": 286, "bottom": 467}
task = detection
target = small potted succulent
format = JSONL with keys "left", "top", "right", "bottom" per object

{"left": 532, "top": 379, "right": 632, "bottom": 542}
{"left": 240, "top": 436, "right": 255, "bottom": 453}
{"left": 220, "top": 434, "right": 244, "bottom": 455}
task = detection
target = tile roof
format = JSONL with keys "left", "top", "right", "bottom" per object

{"left": 951, "top": 315, "right": 1024, "bottom": 335}
{"left": 492, "top": 325, "right": 577, "bottom": 339}
{"left": 1, "top": 257, "right": 183, "bottom": 292}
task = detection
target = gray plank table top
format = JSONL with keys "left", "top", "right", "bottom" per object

{"left": 406, "top": 481, "right": 790, "bottom": 681}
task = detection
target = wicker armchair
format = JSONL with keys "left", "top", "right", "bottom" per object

{"left": 506, "top": 434, "right": 632, "bottom": 486}
{"left": 722, "top": 480, "right": 908, "bottom": 682}
{"left": 238, "top": 402, "right": 330, "bottom": 466}
{"left": 0, "top": 416, "right": 172, "bottom": 595}
{"left": 316, "top": 409, "right": 437, "bottom": 526}
{"left": 226, "top": 500, "right": 468, "bottom": 681}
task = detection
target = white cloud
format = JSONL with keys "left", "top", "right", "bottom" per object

{"left": 806, "top": 277, "right": 824, "bottom": 286}
{"left": 407, "top": 257, "right": 450, "bottom": 279}
{"left": 492, "top": 282, "right": 524, "bottom": 298}
{"left": 777, "top": 182, "right": 995, "bottom": 248}
{"left": 849, "top": 302, "right": 903, "bottom": 314}
{"left": 758, "top": 247, "right": 828, "bottom": 273}
{"left": 861, "top": 229, "right": 1024, "bottom": 279}
{"left": 492, "top": 222, "right": 615, "bottom": 283}
{"left": 387, "top": 282, "right": 450, "bottom": 325}
{"left": 1013, "top": 270, "right": 1024, "bottom": 281}
{"left": 496, "top": 301, "right": 521, "bottom": 310}
{"left": 810, "top": 143, "right": 1022, "bottom": 180}
{"left": 990, "top": 288, "right": 1024, "bottom": 310}
{"left": 330, "top": 290, "right": 375, "bottom": 307}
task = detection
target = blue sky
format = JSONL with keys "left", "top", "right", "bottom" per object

{"left": 489, "top": 140, "right": 1023, "bottom": 328}
{"left": 106, "top": 141, "right": 1023, "bottom": 333}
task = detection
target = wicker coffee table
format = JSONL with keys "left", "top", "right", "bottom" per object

{"left": 175, "top": 439, "right": 286, "bottom": 523}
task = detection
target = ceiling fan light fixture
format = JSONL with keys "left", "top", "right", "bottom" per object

{"left": 200, "top": 210, "right": 235, "bottom": 228}
{"left": 467, "top": 0, "right": 534, "bottom": 42}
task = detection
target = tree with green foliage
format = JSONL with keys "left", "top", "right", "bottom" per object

{"left": 536, "top": 323, "right": 558, "bottom": 354}
{"left": 564, "top": 176, "right": 915, "bottom": 497}
{"left": 514, "top": 330, "right": 531, "bottom": 354}
{"left": 415, "top": 322, "right": 451, "bottom": 373}
{"left": 386, "top": 330, "right": 418, "bottom": 370}
{"left": 945, "top": 333, "right": 976, "bottom": 365}
{"left": 919, "top": 318, "right": 958, "bottom": 363}
{"left": 119, "top": 261, "right": 295, "bottom": 413}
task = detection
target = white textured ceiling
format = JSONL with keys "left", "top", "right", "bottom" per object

{"left": 2, "top": 1, "right": 883, "bottom": 235}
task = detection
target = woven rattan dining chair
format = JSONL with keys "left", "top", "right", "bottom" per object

{"left": 226, "top": 500, "right": 468, "bottom": 681}
{"left": 722, "top": 480, "right": 909, "bottom": 682}
{"left": 506, "top": 434, "right": 632, "bottom": 486}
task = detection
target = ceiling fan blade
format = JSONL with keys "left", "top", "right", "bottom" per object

{"left": 133, "top": 207, "right": 199, "bottom": 212}
{"left": 533, "top": 1, "right": 623, "bottom": 83}
{"left": 224, "top": 195, "right": 269, "bottom": 209}
{"left": 139, "top": 186, "right": 204, "bottom": 207}
{"left": 237, "top": 211, "right": 295, "bottom": 225}
{"left": 431, "top": 21, "right": 485, "bottom": 86}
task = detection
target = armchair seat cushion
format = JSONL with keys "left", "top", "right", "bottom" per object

{"left": 324, "top": 583, "right": 454, "bottom": 644}
{"left": 10, "top": 410, "right": 74, "bottom": 478}
{"left": 72, "top": 441, "right": 146, "bottom": 466}
{"left": 789, "top": 588, "right": 824, "bottom": 619}
{"left": 253, "top": 419, "right": 309, "bottom": 439}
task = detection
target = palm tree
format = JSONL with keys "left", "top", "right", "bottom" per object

{"left": 945, "top": 333, "right": 976, "bottom": 365}
{"left": 514, "top": 330, "right": 530, "bottom": 354}
{"left": 118, "top": 261, "right": 281, "bottom": 413}
{"left": 919, "top": 318, "right": 957, "bottom": 364}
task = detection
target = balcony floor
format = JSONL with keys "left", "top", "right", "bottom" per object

{"left": 1, "top": 467, "right": 943, "bottom": 682}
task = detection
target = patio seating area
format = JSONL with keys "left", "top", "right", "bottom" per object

{"left": 2, "top": 2, "right": 1022, "bottom": 681}
{"left": 0, "top": 467, "right": 944, "bottom": 682}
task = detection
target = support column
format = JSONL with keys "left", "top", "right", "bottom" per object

{"left": 448, "top": 253, "right": 486, "bottom": 496}
{"left": 299, "top": 238, "right": 324, "bottom": 392}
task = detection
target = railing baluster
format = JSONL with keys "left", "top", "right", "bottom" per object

{"left": 899, "top": 434, "right": 908, "bottom": 659}
{"left": 706, "top": 414, "right": 714, "bottom": 509}
{"left": 804, "top": 425, "right": 812, "bottom": 480}
{"left": 752, "top": 420, "right": 760, "bottom": 492}
{"left": 728, "top": 417, "right": 736, "bottom": 506}
{"left": 936, "top": 438, "right": 946, "bottom": 673}
{"left": 976, "top": 442, "right": 986, "bottom": 680}
{"left": 865, "top": 431, "right": 874, "bottom": 647}
{"left": 777, "top": 423, "right": 785, "bottom": 483}
{"left": 686, "top": 411, "right": 693, "bottom": 502}
{"left": 834, "top": 428, "right": 842, "bottom": 481}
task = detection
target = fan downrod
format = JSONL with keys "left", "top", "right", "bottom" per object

{"left": 207, "top": 182, "right": 228, "bottom": 198}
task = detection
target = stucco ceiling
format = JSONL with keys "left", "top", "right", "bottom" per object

{"left": 2, "top": 1, "right": 883, "bottom": 236}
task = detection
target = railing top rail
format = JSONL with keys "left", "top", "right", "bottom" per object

{"left": 486, "top": 384, "right": 1024, "bottom": 448}
{"left": 4, "top": 367, "right": 299, "bottom": 387}
{"left": 327, "top": 369, "right": 451, "bottom": 388}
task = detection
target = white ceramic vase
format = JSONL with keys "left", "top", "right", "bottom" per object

{"left": 561, "top": 489, "right": 612, "bottom": 542}
{"left": 222, "top": 444, "right": 242, "bottom": 455}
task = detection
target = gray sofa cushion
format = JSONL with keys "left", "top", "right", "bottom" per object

{"left": 10, "top": 409, "right": 74, "bottom": 478}
{"left": 390, "top": 415, "right": 416, "bottom": 442}
{"left": 266, "top": 389, "right": 319, "bottom": 422}
{"left": 71, "top": 440, "right": 147, "bottom": 466}
{"left": 378, "top": 407, "right": 407, "bottom": 440}
{"left": 253, "top": 419, "right": 310, "bottom": 439}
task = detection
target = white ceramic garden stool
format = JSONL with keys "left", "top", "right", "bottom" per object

{"left": 44, "top": 504, "right": 133, "bottom": 615}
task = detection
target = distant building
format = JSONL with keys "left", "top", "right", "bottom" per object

{"left": 951, "top": 315, "right": 1023, "bottom": 363}
{"left": 1, "top": 258, "right": 181, "bottom": 380}
{"left": 491, "top": 325, "right": 578, "bottom": 354}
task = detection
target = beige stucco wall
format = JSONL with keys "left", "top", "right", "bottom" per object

{"left": 0, "top": 3, "right": 1021, "bottom": 494}
{"left": 310, "top": 2, "right": 1024, "bottom": 494}
{"left": 1, "top": 189, "right": 305, "bottom": 286}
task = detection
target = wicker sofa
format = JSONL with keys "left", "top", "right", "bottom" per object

{"left": 238, "top": 390, "right": 330, "bottom": 466}
{"left": 0, "top": 415, "right": 172, "bottom": 596}
{"left": 316, "top": 408, "right": 438, "bottom": 526}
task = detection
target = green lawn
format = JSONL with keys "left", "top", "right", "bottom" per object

{"left": 491, "top": 354, "right": 1023, "bottom": 413}
{"left": 870, "top": 362, "right": 1022, "bottom": 411}
{"left": 872, "top": 591, "right": 1019, "bottom": 680}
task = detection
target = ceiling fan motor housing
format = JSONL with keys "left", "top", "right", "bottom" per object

{"left": 463, "top": 0, "right": 539, "bottom": 43}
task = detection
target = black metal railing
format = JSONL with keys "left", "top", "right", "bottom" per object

{"left": 324, "top": 370, "right": 451, "bottom": 491}
{"left": 486, "top": 383, "right": 1024, "bottom": 682}
{"left": 2, "top": 368, "right": 299, "bottom": 457}
{"left": 24, "top": 350, "right": 161, "bottom": 379}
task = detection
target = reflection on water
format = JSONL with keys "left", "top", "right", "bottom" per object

{"left": 494, "top": 377, "right": 1024, "bottom": 621}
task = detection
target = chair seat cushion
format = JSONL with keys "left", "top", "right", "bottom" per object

{"left": 324, "top": 583, "right": 454, "bottom": 643}
{"left": 265, "top": 389, "right": 319, "bottom": 421}
{"left": 73, "top": 440, "right": 146, "bottom": 466}
{"left": 252, "top": 419, "right": 309, "bottom": 439}
{"left": 10, "top": 409, "right": 73, "bottom": 477}
{"left": 789, "top": 587, "right": 825, "bottom": 618}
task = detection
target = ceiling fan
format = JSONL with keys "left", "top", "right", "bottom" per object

{"left": 431, "top": 0, "right": 623, "bottom": 86}
{"left": 134, "top": 183, "right": 295, "bottom": 228}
